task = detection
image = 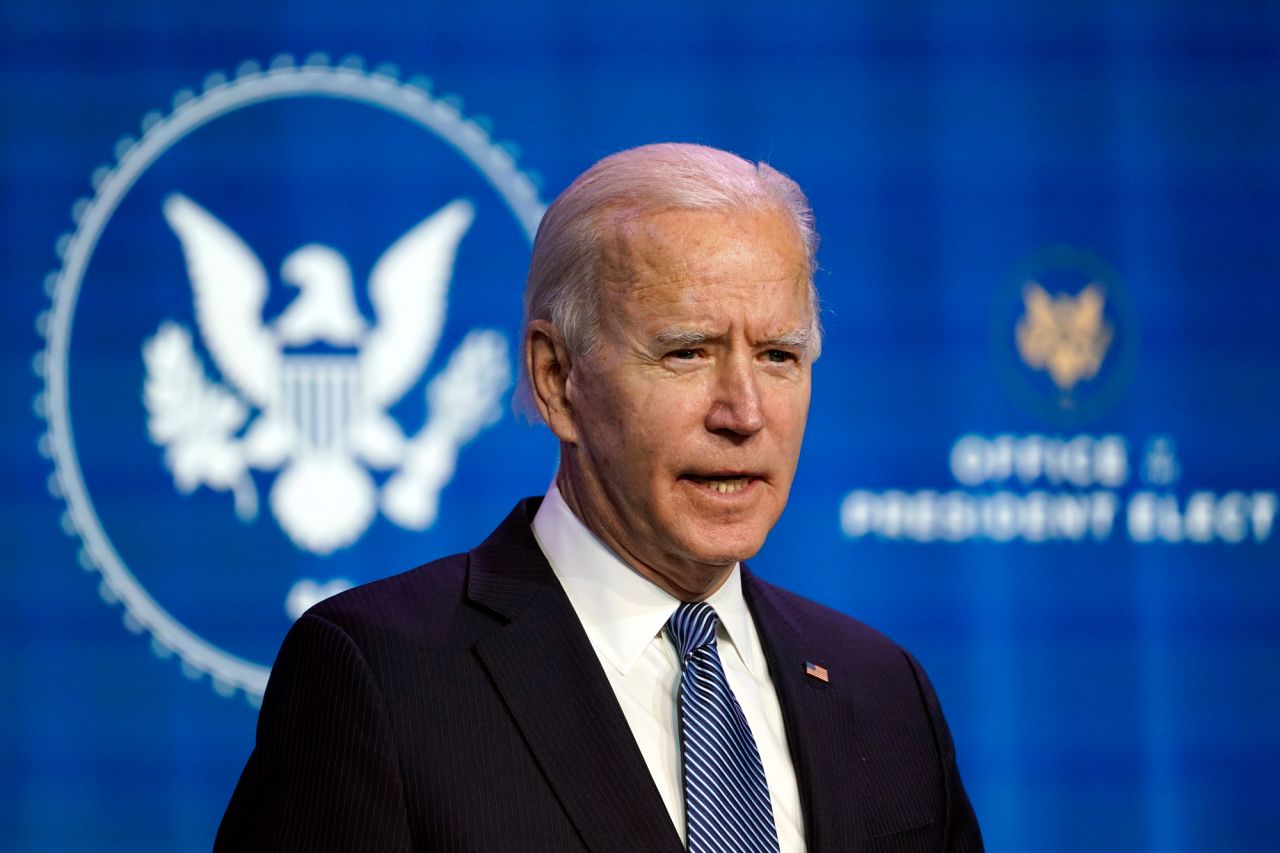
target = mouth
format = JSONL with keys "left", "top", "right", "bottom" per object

{"left": 683, "top": 473, "right": 761, "bottom": 496}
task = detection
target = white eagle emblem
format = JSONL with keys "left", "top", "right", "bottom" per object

{"left": 143, "top": 193, "right": 511, "bottom": 555}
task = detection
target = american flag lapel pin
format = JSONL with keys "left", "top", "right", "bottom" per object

{"left": 804, "top": 661, "right": 829, "bottom": 683}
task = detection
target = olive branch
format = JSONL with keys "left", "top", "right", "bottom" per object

{"left": 142, "top": 322, "right": 258, "bottom": 518}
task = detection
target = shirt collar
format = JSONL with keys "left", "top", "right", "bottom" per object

{"left": 532, "top": 483, "right": 760, "bottom": 677}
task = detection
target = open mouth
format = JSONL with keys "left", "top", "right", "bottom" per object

{"left": 685, "top": 474, "right": 757, "bottom": 495}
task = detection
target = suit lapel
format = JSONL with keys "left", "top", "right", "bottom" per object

{"left": 744, "top": 570, "right": 870, "bottom": 852}
{"left": 467, "top": 501, "right": 683, "bottom": 853}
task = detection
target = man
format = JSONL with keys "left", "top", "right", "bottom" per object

{"left": 216, "top": 143, "right": 982, "bottom": 851}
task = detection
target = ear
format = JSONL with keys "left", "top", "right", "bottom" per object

{"left": 525, "top": 319, "right": 580, "bottom": 444}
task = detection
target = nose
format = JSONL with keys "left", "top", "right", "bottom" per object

{"left": 705, "top": 356, "right": 764, "bottom": 437}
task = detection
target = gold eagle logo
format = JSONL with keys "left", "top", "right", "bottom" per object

{"left": 1015, "top": 281, "right": 1113, "bottom": 394}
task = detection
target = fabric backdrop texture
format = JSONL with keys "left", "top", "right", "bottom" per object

{"left": 2, "top": 2, "right": 1277, "bottom": 851}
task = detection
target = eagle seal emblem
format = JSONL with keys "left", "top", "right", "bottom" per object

{"left": 146, "top": 193, "right": 508, "bottom": 554}
{"left": 37, "top": 55, "right": 547, "bottom": 701}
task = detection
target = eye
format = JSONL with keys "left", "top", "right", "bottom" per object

{"left": 669, "top": 349, "right": 699, "bottom": 360}
{"left": 765, "top": 349, "right": 797, "bottom": 364}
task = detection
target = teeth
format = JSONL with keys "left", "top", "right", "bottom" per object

{"left": 698, "top": 477, "right": 749, "bottom": 494}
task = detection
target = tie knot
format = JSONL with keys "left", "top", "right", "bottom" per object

{"left": 666, "top": 601, "right": 719, "bottom": 661}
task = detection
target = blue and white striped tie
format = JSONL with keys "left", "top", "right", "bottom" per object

{"left": 667, "top": 601, "right": 781, "bottom": 853}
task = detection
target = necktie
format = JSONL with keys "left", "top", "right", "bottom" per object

{"left": 667, "top": 601, "right": 781, "bottom": 853}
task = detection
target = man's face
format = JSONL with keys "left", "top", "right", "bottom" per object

{"left": 556, "top": 205, "right": 813, "bottom": 598}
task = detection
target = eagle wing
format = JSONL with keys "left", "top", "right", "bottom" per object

{"left": 162, "top": 193, "right": 280, "bottom": 407}
{"left": 361, "top": 198, "right": 476, "bottom": 406}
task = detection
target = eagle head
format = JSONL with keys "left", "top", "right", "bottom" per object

{"left": 276, "top": 244, "right": 368, "bottom": 347}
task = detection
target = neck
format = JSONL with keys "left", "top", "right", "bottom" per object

{"left": 553, "top": 466, "right": 733, "bottom": 602}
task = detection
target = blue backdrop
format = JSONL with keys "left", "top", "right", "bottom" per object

{"left": 3, "top": 2, "right": 1278, "bottom": 850}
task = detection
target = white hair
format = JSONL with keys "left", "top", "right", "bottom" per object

{"left": 518, "top": 142, "right": 821, "bottom": 416}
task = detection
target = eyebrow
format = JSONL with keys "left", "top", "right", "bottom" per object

{"left": 651, "top": 326, "right": 813, "bottom": 350}
{"left": 762, "top": 328, "right": 814, "bottom": 350}
{"left": 652, "top": 327, "right": 712, "bottom": 348}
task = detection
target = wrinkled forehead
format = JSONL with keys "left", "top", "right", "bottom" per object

{"left": 585, "top": 207, "right": 814, "bottom": 348}
{"left": 595, "top": 205, "right": 810, "bottom": 296}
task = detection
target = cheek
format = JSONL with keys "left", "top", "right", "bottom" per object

{"left": 787, "top": 402, "right": 811, "bottom": 448}
{"left": 570, "top": 370, "right": 629, "bottom": 438}
{"left": 576, "top": 384, "right": 670, "bottom": 478}
{"left": 614, "top": 404, "right": 706, "bottom": 492}
{"left": 615, "top": 380, "right": 706, "bottom": 442}
{"left": 616, "top": 417, "right": 678, "bottom": 469}
{"left": 767, "top": 385, "right": 811, "bottom": 438}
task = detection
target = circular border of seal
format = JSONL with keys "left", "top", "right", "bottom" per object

{"left": 34, "top": 54, "right": 547, "bottom": 704}
{"left": 989, "top": 243, "right": 1140, "bottom": 428}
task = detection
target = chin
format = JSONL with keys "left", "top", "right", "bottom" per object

{"left": 681, "top": 527, "right": 769, "bottom": 567}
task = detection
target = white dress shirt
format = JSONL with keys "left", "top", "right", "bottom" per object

{"left": 532, "top": 484, "right": 805, "bottom": 851}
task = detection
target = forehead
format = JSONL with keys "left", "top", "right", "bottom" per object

{"left": 597, "top": 206, "right": 811, "bottom": 328}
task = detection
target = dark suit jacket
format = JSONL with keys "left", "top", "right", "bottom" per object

{"left": 216, "top": 499, "right": 982, "bottom": 851}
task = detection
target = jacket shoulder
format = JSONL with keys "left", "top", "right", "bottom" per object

{"left": 748, "top": 574, "right": 907, "bottom": 659}
{"left": 299, "top": 552, "right": 472, "bottom": 657}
